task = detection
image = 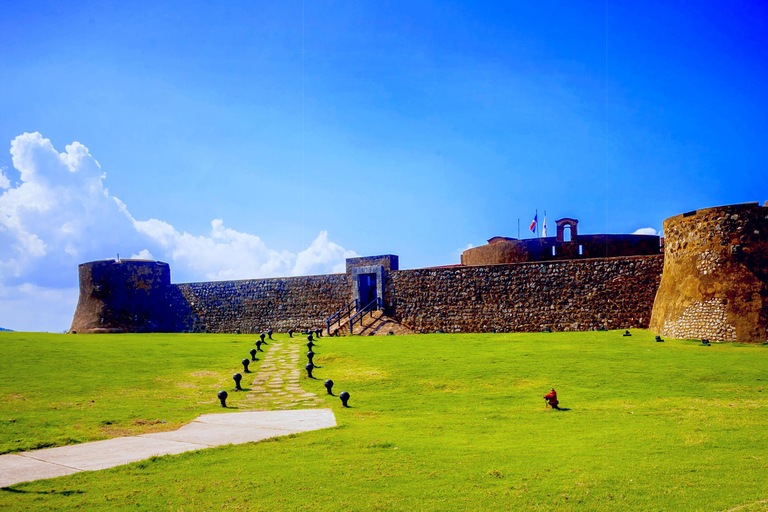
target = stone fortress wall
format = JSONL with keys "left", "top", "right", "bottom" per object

{"left": 69, "top": 202, "right": 768, "bottom": 342}
{"left": 70, "top": 260, "right": 176, "bottom": 334}
{"left": 649, "top": 202, "right": 768, "bottom": 343}
{"left": 70, "top": 255, "right": 664, "bottom": 336}
{"left": 170, "top": 275, "right": 350, "bottom": 334}
{"left": 386, "top": 255, "right": 663, "bottom": 333}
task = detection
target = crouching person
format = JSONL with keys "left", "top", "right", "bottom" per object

{"left": 544, "top": 388, "right": 561, "bottom": 410}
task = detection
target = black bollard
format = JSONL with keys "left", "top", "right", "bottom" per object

{"left": 655, "top": 335, "right": 664, "bottom": 342}
{"left": 339, "top": 391, "right": 350, "bottom": 407}
{"left": 307, "top": 332, "right": 314, "bottom": 342}
{"left": 233, "top": 373, "right": 243, "bottom": 391}
{"left": 307, "top": 350, "right": 315, "bottom": 365}
{"left": 702, "top": 338, "right": 711, "bottom": 346}
{"left": 315, "top": 329, "right": 322, "bottom": 338}
{"left": 324, "top": 379, "right": 334, "bottom": 395}
{"left": 307, "top": 339, "right": 315, "bottom": 350}
{"left": 267, "top": 329, "right": 273, "bottom": 340}
{"left": 623, "top": 330, "right": 631, "bottom": 337}
{"left": 288, "top": 329, "right": 294, "bottom": 338}
{"left": 305, "top": 363, "right": 317, "bottom": 378}
{"left": 255, "top": 340, "right": 263, "bottom": 352}
{"left": 249, "top": 348, "right": 257, "bottom": 361}
{"left": 242, "top": 358, "right": 251, "bottom": 373}
{"left": 218, "top": 390, "right": 228, "bottom": 407}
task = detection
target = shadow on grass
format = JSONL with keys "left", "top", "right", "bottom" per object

{"left": 2, "top": 488, "right": 84, "bottom": 496}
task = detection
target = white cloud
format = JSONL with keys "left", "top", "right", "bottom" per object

{"left": 0, "top": 132, "right": 357, "bottom": 330}
{"left": 0, "top": 168, "right": 9, "bottom": 189}
{"left": 455, "top": 243, "right": 474, "bottom": 258}
{"left": 130, "top": 249, "right": 155, "bottom": 260}
{"left": 632, "top": 227, "right": 659, "bottom": 236}
{"left": 293, "top": 230, "right": 359, "bottom": 276}
{"left": 132, "top": 217, "right": 296, "bottom": 281}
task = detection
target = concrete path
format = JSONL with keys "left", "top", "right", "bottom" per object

{"left": 0, "top": 335, "right": 336, "bottom": 488}
{"left": 0, "top": 408, "right": 336, "bottom": 488}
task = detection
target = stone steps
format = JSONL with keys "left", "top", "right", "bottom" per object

{"left": 350, "top": 311, "right": 415, "bottom": 336}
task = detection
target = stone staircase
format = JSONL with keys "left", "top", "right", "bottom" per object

{"left": 327, "top": 310, "right": 414, "bottom": 336}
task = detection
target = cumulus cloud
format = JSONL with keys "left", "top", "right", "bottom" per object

{"left": 0, "top": 132, "right": 357, "bottom": 331}
{"left": 293, "top": 231, "right": 359, "bottom": 276}
{"left": 130, "top": 249, "right": 155, "bottom": 260}
{"left": 632, "top": 227, "right": 659, "bottom": 236}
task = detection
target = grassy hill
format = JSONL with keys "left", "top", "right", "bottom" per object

{"left": 1, "top": 330, "right": 767, "bottom": 510}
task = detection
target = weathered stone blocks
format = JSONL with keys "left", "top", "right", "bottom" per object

{"left": 650, "top": 202, "right": 768, "bottom": 343}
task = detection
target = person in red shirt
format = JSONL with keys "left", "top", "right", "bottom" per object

{"left": 544, "top": 388, "right": 561, "bottom": 410}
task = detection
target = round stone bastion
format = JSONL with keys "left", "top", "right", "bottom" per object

{"left": 649, "top": 202, "right": 768, "bottom": 343}
{"left": 69, "top": 259, "right": 172, "bottom": 334}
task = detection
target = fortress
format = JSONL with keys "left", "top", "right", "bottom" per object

{"left": 69, "top": 202, "right": 768, "bottom": 343}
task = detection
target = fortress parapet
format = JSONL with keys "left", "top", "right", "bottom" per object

{"left": 69, "top": 259, "right": 174, "bottom": 333}
{"left": 650, "top": 202, "right": 768, "bottom": 343}
{"left": 461, "top": 217, "right": 660, "bottom": 266}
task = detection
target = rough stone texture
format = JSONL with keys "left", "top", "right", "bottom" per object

{"left": 69, "top": 259, "right": 175, "bottom": 333}
{"left": 650, "top": 202, "right": 768, "bottom": 343}
{"left": 171, "top": 274, "right": 349, "bottom": 333}
{"left": 462, "top": 234, "right": 660, "bottom": 265}
{"left": 346, "top": 254, "right": 399, "bottom": 272}
{"left": 386, "top": 255, "right": 664, "bottom": 333}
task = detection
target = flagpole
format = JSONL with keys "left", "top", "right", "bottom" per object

{"left": 536, "top": 209, "right": 539, "bottom": 238}
{"left": 518, "top": 219, "right": 520, "bottom": 239}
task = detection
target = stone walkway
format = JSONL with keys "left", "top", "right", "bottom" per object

{"left": 0, "top": 335, "right": 334, "bottom": 488}
{"left": 243, "top": 337, "right": 325, "bottom": 409}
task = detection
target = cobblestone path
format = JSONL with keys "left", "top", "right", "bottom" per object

{"left": 243, "top": 337, "right": 324, "bottom": 409}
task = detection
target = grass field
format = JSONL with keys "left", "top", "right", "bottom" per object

{"left": 2, "top": 330, "right": 768, "bottom": 511}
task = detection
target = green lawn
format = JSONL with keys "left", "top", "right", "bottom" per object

{"left": 2, "top": 330, "right": 768, "bottom": 511}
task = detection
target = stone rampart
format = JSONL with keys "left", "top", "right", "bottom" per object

{"left": 649, "top": 202, "right": 768, "bottom": 343}
{"left": 169, "top": 274, "right": 350, "bottom": 334}
{"left": 386, "top": 255, "right": 664, "bottom": 333}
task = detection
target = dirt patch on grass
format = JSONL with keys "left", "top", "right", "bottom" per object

{"left": 190, "top": 371, "right": 218, "bottom": 378}
{"left": 132, "top": 419, "right": 164, "bottom": 426}
{"left": 343, "top": 368, "right": 388, "bottom": 382}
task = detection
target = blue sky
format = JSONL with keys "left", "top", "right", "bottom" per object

{"left": 1, "top": 1, "right": 767, "bottom": 331}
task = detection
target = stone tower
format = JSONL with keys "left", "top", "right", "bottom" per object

{"left": 69, "top": 259, "right": 174, "bottom": 333}
{"left": 649, "top": 202, "right": 768, "bottom": 343}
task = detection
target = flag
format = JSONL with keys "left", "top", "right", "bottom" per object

{"left": 542, "top": 212, "right": 548, "bottom": 237}
{"left": 529, "top": 212, "right": 538, "bottom": 233}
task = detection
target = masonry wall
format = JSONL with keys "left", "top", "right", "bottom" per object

{"left": 385, "top": 255, "right": 664, "bottom": 333}
{"left": 461, "top": 234, "right": 660, "bottom": 265}
{"left": 650, "top": 202, "right": 768, "bottom": 343}
{"left": 70, "top": 260, "right": 176, "bottom": 334}
{"left": 168, "top": 274, "right": 350, "bottom": 334}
